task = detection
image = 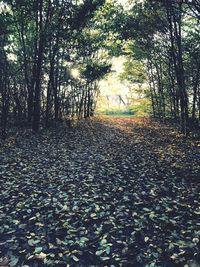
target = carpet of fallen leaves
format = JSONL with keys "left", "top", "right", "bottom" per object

{"left": 0, "top": 116, "right": 200, "bottom": 267}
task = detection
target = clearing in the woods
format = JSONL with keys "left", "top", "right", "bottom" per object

{"left": 0, "top": 117, "right": 200, "bottom": 266}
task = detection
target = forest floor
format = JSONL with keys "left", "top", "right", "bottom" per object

{"left": 0, "top": 116, "right": 200, "bottom": 267}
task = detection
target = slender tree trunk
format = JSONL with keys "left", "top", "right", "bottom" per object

{"left": 166, "top": 0, "right": 188, "bottom": 134}
{"left": 192, "top": 63, "right": 200, "bottom": 119}
{"left": 32, "top": 0, "right": 51, "bottom": 132}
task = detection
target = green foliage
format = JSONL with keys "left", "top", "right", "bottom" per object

{"left": 81, "top": 61, "right": 111, "bottom": 82}
{"left": 103, "top": 109, "right": 134, "bottom": 117}
{"left": 129, "top": 98, "right": 152, "bottom": 117}
{"left": 116, "top": 0, "right": 200, "bottom": 133}
{"left": 119, "top": 58, "right": 147, "bottom": 84}
{"left": 72, "top": 0, "right": 106, "bottom": 29}
{"left": 92, "top": 0, "right": 127, "bottom": 56}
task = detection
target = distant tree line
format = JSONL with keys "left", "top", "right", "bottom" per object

{"left": 1, "top": 0, "right": 199, "bottom": 138}
{"left": 120, "top": 0, "right": 200, "bottom": 134}
{"left": 0, "top": 0, "right": 111, "bottom": 138}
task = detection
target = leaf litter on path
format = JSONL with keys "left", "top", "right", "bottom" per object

{"left": 0, "top": 116, "right": 200, "bottom": 266}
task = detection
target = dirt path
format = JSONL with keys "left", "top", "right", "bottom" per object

{"left": 0, "top": 117, "right": 200, "bottom": 266}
